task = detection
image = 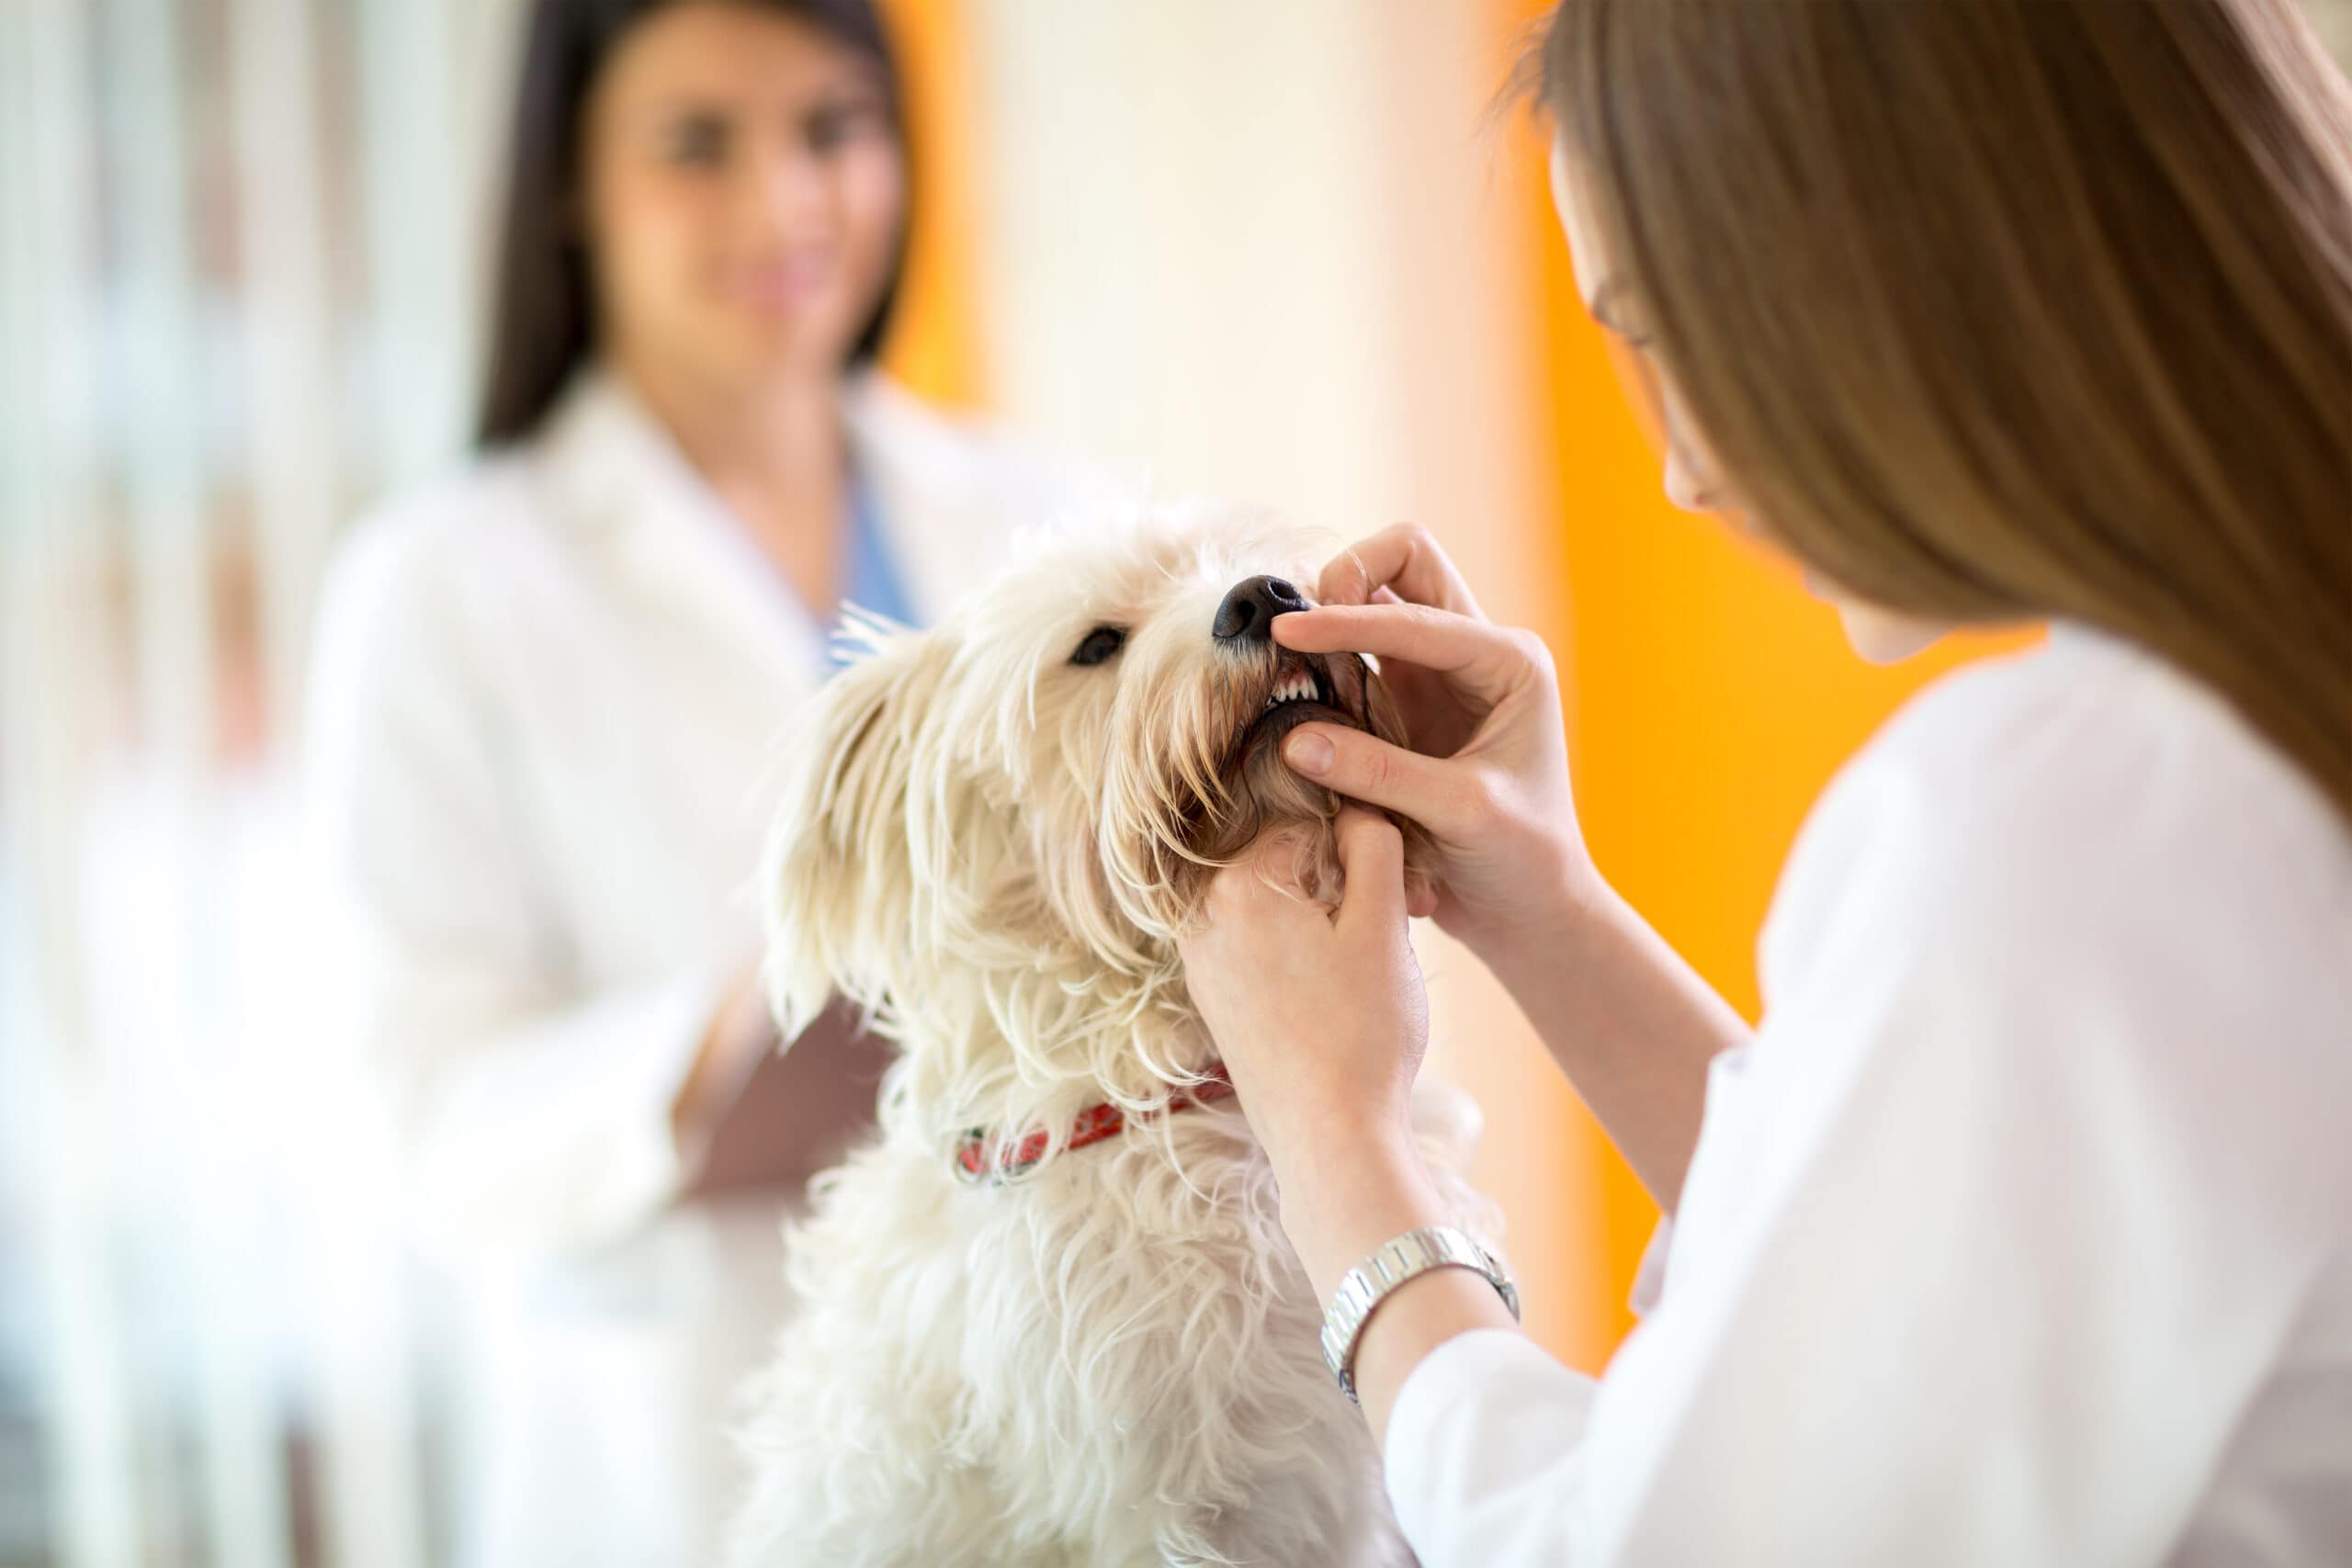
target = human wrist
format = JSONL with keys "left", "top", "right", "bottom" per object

{"left": 1456, "top": 836, "right": 1615, "bottom": 977}
{"left": 1270, "top": 1118, "right": 1450, "bottom": 1303}
{"left": 672, "top": 970, "right": 774, "bottom": 1151}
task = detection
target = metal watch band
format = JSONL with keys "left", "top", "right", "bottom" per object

{"left": 1319, "top": 1224, "right": 1521, "bottom": 1404}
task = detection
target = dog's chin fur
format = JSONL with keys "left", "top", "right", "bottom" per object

{"left": 728, "top": 506, "right": 1501, "bottom": 1568}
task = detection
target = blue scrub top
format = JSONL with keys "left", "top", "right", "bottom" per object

{"left": 831, "top": 471, "right": 920, "bottom": 663}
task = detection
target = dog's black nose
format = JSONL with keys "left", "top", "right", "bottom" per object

{"left": 1212, "top": 575, "right": 1310, "bottom": 642}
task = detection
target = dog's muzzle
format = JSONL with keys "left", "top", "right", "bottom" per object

{"left": 1211, "top": 580, "right": 1372, "bottom": 765}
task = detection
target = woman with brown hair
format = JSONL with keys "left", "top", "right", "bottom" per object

{"left": 307, "top": 1, "right": 1100, "bottom": 1561}
{"left": 1180, "top": 1, "right": 2352, "bottom": 1561}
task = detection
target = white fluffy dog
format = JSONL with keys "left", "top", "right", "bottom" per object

{"left": 728, "top": 509, "right": 1505, "bottom": 1568}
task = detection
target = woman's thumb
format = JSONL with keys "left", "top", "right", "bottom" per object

{"left": 1331, "top": 806, "right": 1407, "bottom": 933}
{"left": 1283, "top": 724, "right": 1452, "bottom": 832}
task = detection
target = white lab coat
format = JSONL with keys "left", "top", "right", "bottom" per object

{"left": 1382, "top": 624, "right": 2352, "bottom": 1565}
{"left": 304, "top": 368, "right": 1109, "bottom": 1567}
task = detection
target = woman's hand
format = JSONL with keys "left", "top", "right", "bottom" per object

{"left": 1178, "top": 807, "right": 1429, "bottom": 1171}
{"left": 672, "top": 960, "right": 777, "bottom": 1155}
{"left": 1273, "top": 525, "right": 1747, "bottom": 1215}
{"left": 1275, "top": 525, "right": 1600, "bottom": 967}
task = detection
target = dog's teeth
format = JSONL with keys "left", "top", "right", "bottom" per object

{"left": 1264, "top": 671, "right": 1320, "bottom": 714}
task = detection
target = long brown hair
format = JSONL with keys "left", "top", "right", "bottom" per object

{"left": 1533, "top": 0, "right": 2352, "bottom": 827}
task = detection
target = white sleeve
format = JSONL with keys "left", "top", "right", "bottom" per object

{"left": 1381, "top": 756, "right": 2341, "bottom": 1565}
{"left": 1384, "top": 1331, "right": 1605, "bottom": 1561}
{"left": 305, "top": 521, "right": 725, "bottom": 1264}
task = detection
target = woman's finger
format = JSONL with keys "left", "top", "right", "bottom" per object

{"left": 1330, "top": 807, "right": 1407, "bottom": 936}
{"left": 1316, "top": 524, "right": 1485, "bottom": 619}
{"left": 1272, "top": 601, "right": 1528, "bottom": 707}
{"left": 1283, "top": 724, "right": 1483, "bottom": 839}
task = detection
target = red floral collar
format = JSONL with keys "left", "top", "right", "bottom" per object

{"left": 953, "top": 1062, "right": 1237, "bottom": 1184}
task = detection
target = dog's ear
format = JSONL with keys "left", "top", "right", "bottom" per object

{"left": 760, "top": 622, "right": 948, "bottom": 1042}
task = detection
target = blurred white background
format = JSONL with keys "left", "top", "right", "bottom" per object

{"left": 3, "top": 1, "right": 526, "bottom": 1562}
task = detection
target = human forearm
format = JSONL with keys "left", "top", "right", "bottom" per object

{"left": 1181, "top": 813, "right": 1530, "bottom": 1451}
{"left": 1270, "top": 1119, "right": 1521, "bottom": 1451}
{"left": 671, "top": 963, "right": 777, "bottom": 1155}
{"left": 1473, "top": 878, "right": 1749, "bottom": 1214}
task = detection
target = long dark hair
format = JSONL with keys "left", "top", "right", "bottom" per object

{"left": 476, "top": 0, "right": 908, "bottom": 447}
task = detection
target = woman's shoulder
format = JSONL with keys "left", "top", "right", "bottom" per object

{"left": 322, "top": 389, "right": 639, "bottom": 626}
{"left": 1748, "top": 626, "right": 2352, "bottom": 1235}
{"left": 343, "top": 451, "right": 518, "bottom": 550}
{"left": 309, "top": 446, "right": 572, "bottom": 704}
{"left": 1765, "top": 624, "right": 2352, "bottom": 1035}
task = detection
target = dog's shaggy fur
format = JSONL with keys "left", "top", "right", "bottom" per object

{"left": 728, "top": 509, "right": 1506, "bottom": 1568}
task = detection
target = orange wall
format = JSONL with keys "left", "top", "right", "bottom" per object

{"left": 874, "top": 0, "right": 986, "bottom": 411}
{"left": 1489, "top": 0, "right": 2035, "bottom": 1362}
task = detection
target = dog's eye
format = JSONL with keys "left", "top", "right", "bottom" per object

{"left": 1069, "top": 625, "right": 1126, "bottom": 667}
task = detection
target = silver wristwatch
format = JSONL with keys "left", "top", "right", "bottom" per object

{"left": 1319, "top": 1224, "right": 1521, "bottom": 1403}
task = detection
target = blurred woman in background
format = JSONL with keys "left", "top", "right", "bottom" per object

{"left": 306, "top": 1, "right": 1096, "bottom": 1561}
